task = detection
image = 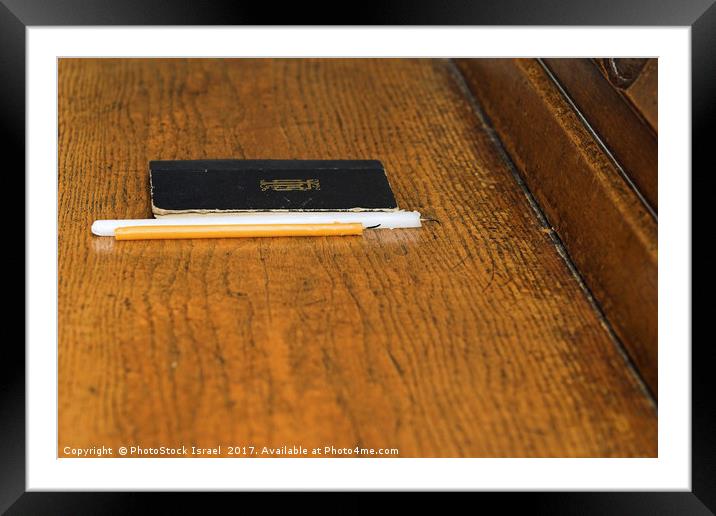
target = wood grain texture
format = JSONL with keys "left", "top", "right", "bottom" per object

{"left": 58, "top": 58, "right": 656, "bottom": 458}
{"left": 597, "top": 58, "right": 658, "bottom": 133}
{"left": 543, "top": 58, "right": 657, "bottom": 212}
{"left": 456, "top": 58, "right": 658, "bottom": 396}
{"left": 622, "top": 59, "right": 658, "bottom": 133}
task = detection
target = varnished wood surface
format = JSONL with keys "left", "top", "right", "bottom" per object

{"left": 623, "top": 59, "right": 658, "bottom": 133}
{"left": 597, "top": 58, "right": 658, "bottom": 133}
{"left": 58, "top": 58, "right": 656, "bottom": 457}
{"left": 543, "top": 58, "right": 658, "bottom": 212}
{"left": 457, "top": 58, "right": 658, "bottom": 396}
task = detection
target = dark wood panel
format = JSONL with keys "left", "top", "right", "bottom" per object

{"left": 623, "top": 59, "right": 658, "bottom": 132}
{"left": 543, "top": 58, "right": 657, "bottom": 212}
{"left": 597, "top": 58, "right": 658, "bottom": 133}
{"left": 58, "top": 58, "right": 656, "bottom": 457}
{"left": 456, "top": 58, "right": 658, "bottom": 396}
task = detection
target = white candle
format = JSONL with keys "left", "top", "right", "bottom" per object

{"left": 91, "top": 211, "right": 422, "bottom": 236}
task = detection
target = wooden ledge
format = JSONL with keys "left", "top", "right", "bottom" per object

{"left": 456, "top": 58, "right": 658, "bottom": 396}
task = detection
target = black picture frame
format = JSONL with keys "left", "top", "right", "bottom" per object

{"left": 5, "top": 0, "right": 712, "bottom": 512}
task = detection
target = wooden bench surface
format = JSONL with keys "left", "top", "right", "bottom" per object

{"left": 58, "top": 58, "right": 656, "bottom": 457}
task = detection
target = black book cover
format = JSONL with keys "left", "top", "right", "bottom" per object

{"left": 149, "top": 160, "right": 399, "bottom": 215}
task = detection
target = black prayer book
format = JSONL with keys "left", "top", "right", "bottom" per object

{"left": 149, "top": 160, "right": 399, "bottom": 215}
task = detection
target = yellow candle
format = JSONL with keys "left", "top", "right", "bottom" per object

{"left": 113, "top": 223, "right": 364, "bottom": 240}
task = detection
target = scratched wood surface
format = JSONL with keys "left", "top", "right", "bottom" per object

{"left": 58, "top": 58, "right": 657, "bottom": 457}
{"left": 543, "top": 58, "right": 658, "bottom": 212}
{"left": 457, "top": 58, "right": 658, "bottom": 397}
